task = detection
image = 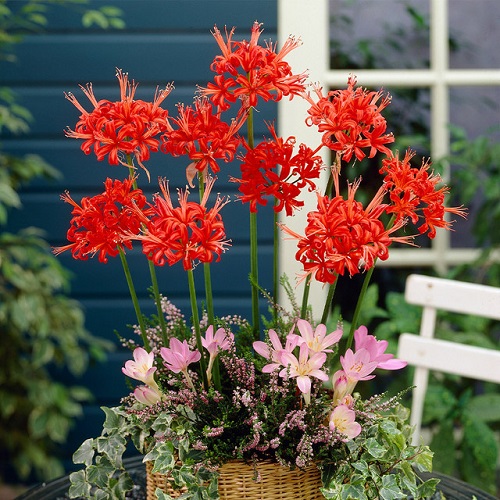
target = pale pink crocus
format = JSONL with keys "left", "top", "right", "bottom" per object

{"left": 280, "top": 343, "right": 329, "bottom": 405}
{"left": 340, "top": 348, "right": 378, "bottom": 395}
{"left": 202, "top": 325, "right": 234, "bottom": 385}
{"left": 292, "top": 319, "right": 343, "bottom": 353}
{"left": 253, "top": 329, "right": 298, "bottom": 373}
{"left": 122, "top": 347, "right": 159, "bottom": 389}
{"left": 331, "top": 369, "right": 349, "bottom": 405}
{"left": 202, "top": 325, "right": 234, "bottom": 355}
{"left": 329, "top": 404, "right": 362, "bottom": 441}
{"left": 160, "top": 337, "right": 201, "bottom": 390}
{"left": 354, "top": 325, "right": 407, "bottom": 370}
{"left": 134, "top": 385, "right": 163, "bottom": 406}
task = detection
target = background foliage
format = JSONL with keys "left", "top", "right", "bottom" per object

{"left": 0, "top": 0, "right": 121, "bottom": 483}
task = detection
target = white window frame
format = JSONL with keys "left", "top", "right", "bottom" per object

{"left": 277, "top": 0, "right": 500, "bottom": 315}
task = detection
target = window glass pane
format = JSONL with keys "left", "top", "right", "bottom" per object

{"left": 329, "top": 0, "right": 430, "bottom": 70}
{"left": 449, "top": 0, "right": 500, "bottom": 69}
{"left": 449, "top": 86, "right": 500, "bottom": 248}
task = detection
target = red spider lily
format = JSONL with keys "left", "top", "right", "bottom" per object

{"left": 302, "top": 76, "right": 394, "bottom": 163}
{"left": 134, "top": 177, "right": 230, "bottom": 271}
{"left": 280, "top": 171, "right": 412, "bottom": 285}
{"left": 232, "top": 123, "right": 323, "bottom": 215}
{"left": 53, "top": 177, "right": 147, "bottom": 263}
{"left": 65, "top": 69, "right": 173, "bottom": 176}
{"left": 381, "top": 150, "right": 467, "bottom": 238}
{"left": 200, "top": 22, "right": 307, "bottom": 111}
{"left": 160, "top": 98, "right": 246, "bottom": 186}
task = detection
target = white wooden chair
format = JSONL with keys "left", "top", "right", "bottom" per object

{"left": 396, "top": 274, "right": 500, "bottom": 444}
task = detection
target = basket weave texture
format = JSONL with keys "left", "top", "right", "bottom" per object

{"left": 146, "top": 459, "right": 323, "bottom": 500}
{"left": 146, "top": 461, "right": 187, "bottom": 500}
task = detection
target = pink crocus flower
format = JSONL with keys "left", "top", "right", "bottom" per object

{"left": 134, "top": 384, "right": 163, "bottom": 406}
{"left": 160, "top": 337, "right": 201, "bottom": 390}
{"left": 354, "top": 325, "right": 407, "bottom": 370}
{"left": 202, "top": 325, "right": 234, "bottom": 355}
{"left": 340, "top": 348, "right": 379, "bottom": 395}
{"left": 331, "top": 369, "right": 349, "bottom": 405}
{"left": 122, "top": 347, "right": 159, "bottom": 389}
{"left": 202, "top": 325, "right": 234, "bottom": 385}
{"left": 329, "top": 404, "right": 362, "bottom": 441}
{"left": 253, "top": 329, "right": 298, "bottom": 373}
{"left": 292, "top": 319, "right": 343, "bottom": 353}
{"left": 280, "top": 343, "right": 328, "bottom": 405}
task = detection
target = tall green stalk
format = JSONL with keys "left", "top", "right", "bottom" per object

{"left": 118, "top": 247, "right": 149, "bottom": 349}
{"left": 346, "top": 266, "right": 375, "bottom": 349}
{"left": 148, "top": 260, "right": 168, "bottom": 344}
{"left": 246, "top": 107, "right": 260, "bottom": 337}
{"left": 272, "top": 209, "right": 279, "bottom": 323}
{"left": 125, "top": 159, "right": 168, "bottom": 344}
{"left": 187, "top": 268, "right": 208, "bottom": 389}
{"left": 300, "top": 274, "right": 312, "bottom": 319}
{"left": 320, "top": 278, "right": 338, "bottom": 325}
{"left": 198, "top": 175, "right": 215, "bottom": 327}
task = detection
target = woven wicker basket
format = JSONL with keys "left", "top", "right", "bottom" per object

{"left": 146, "top": 461, "right": 187, "bottom": 500}
{"left": 217, "top": 460, "right": 323, "bottom": 500}
{"left": 146, "top": 459, "right": 323, "bottom": 500}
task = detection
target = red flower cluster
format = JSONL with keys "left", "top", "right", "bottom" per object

{"left": 381, "top": 150, "right": 467, "bottom": 238}
{"left": 233, "top": 124, "right": 322, "bottom": 215}
{"left": 280, "top": 172, "right": 411, "bottom": 285}
{"left": 302, "top": 76, "right": 394, "bottom": 162}
{"left": 53, "top": 177, "right": 146, "bottom": 263}
{"left": 136, "top": 177, "right": 230, "bottom": 271}
{"left": 65, "top": 69, "right": 172, "bottom": 174}
{"left": 160, "top": 99, "right": 245, "bottom": 186}
{"left": 200, "top": 21, "right": 307, "bottom": 110}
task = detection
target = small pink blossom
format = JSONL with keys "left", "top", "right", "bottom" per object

{"left": 122, "top": 347, "right": 158, "bottom": 388}
{"left": 354, "top": 325, "right": 407, "bottom": 370}
{"left": 340, "top": 348, "right": 378, "bottom": 382}
{"left": 329, "top": 404, "right": 362, "bottom": 441}
{"left": 292, "top": 319, "right": 342, "bottom": 353}
{"left": 160, "top": 337, "right": 201, "bottom": 390}
{"left": 280, "top": 343, "right": 328, "bottom": 405}
{"left": 253, "top": 329, "right": 298, "bottom": 373}
{"left": 134, "top": 385, "right": 163, "bottom": 405}
{"left": 340, "top": 348, "right": 378, "bottom": 395}
{"left": 161, "top": 338, "right": 201, "bottom": 373}
{"left": 202, "top": 325, "right": 234, "bottom": 385}
{"left": 202, "top": 325, "right": 234, "bottom": 355}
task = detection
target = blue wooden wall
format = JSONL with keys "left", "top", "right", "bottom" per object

{"left": 1, "top": 0, "right": 277, "bottom": 468}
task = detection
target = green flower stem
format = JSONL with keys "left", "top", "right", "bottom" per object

{"left": 246, "top": 106, "right": 260, "bottom": 337}
{"left": 204, "top": 263, "right": 215, "bottom": 326}
{"left": 148, "top": 259, "right": 168, "bottom": 344}
{"left": 346, "top": 214, "right": 397, "bottom": 347}
{"left": 300, "top": 274, "right": 312, "bottom": 319}
{"left": 346, "top": 266, "right": 375, "bottom": 349}
{"left": 187, "top": 268, "right": 208, "bottom": 389}
{"left": 250, "top": 210, "right": 260, "bottom": 337}
{"left": 320, "top": 278, "right": 338, "bottom": 326}
{"left": 198, "top": 175, "right": 216, "bottom": 328}
{"left": 273, "top": 209, "right": 279, "bottom": 323}
{"left": 118, "top": 247, "right": 149, "bottom": 350}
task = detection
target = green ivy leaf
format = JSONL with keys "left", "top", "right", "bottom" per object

{"left": 73, "top": 438, "right": 95, "bottom": 467}
{"left": 68, "top": 470, "right": 91, "bottom": 499}
{"left": 379, "top": 474, "right": 406, "bottom": 500}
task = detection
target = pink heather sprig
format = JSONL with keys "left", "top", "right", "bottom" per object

{"left": 278, "top": 409, "right": 307, "bottom": 436}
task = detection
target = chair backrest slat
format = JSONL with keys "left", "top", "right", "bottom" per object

{"left": 396, "top": 274, "right": 500, "bottom": 445}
